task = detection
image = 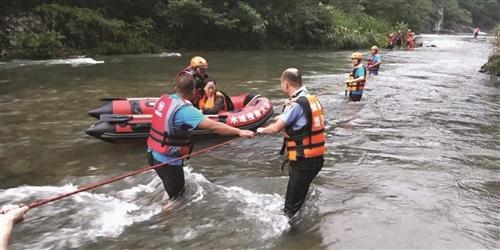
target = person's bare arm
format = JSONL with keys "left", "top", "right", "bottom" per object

{"left": 198, "top": 117, "right": 254, "bottom": 137}
{"left": 257, "top": 119, "right": 287, "bottom": 135}
{"left": 1, "top": 205, "right": 29, "bottom": 250}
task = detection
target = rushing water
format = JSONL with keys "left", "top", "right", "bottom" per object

{"left": 0, "top": 35, "right": 498, "bottom": 249}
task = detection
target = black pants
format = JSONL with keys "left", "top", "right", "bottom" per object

{"left": 147, "top": 151, "right": 185, "bottom": 200}
{"left": 284, "top": 156, "right": 324, "bottom": 218}
{"left": 349, "top": 93, "right": 362, "bottom": 102}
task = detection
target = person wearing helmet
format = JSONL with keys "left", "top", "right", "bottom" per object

{"left": 176, "top": 56, "right": 209, "bottom": 109}
{"left": 345, "top": 52, "right": 367, "bottom": 102}
{"left": 406, "top": 29, "right": 416, "bottom": 50}
{"left": 367, "top": 45, "right": 382, "bottom": 76}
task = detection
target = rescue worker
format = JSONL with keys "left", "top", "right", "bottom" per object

{"left": 198, "top": 79, "right": 233, "bottom": 114}
{"left": 367, "top": 45, "right": 382, "bottom": 76}
{"left": 256, "top": 68, "right": 325, "bottom": 219}
{"left": 345, "top": 52, "right": 366, "bottom": 102}
{"left": 176, "top": 56, "right": 209, "bottom": 109}
{"left": 406, "top": 29, "right": 416, "bottom": 50}
{"left": 147, "top": 75, "right": 254, "bottom": 201}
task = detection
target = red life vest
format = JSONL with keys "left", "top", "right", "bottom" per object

{"left": 283, "top": 95, "right": 326, "bottom": 161}
{"left": 147, "top": 94, "right": 192, "bottom": 156}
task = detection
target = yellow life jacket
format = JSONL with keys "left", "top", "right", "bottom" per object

{"left": 198, "top": 91, "right": 227, "bottom": 111}
{"left": 283, "top": 95, "right": 326, "bottom": 161}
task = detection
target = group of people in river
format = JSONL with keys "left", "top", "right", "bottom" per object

{"left": 147, "top": 57, "right": 326, "bottom": 219}
{"left": 1, "top": 48, "right": 388, "bottom": 248}
{"left": 388, "top": 29, "right": 417, "bottom": 50}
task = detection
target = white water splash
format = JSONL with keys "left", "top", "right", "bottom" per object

{"left": 158, "top": 52, "right": 182, "bottom": 57}
{"left": 2, "top": 167, "right": 291, "bottom": 249}
{"left": 2, "top": 57, "right": 104, "bottom": 68}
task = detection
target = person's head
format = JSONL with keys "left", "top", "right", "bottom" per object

{"left": 398, "top": 30, "right": 401, "bottom": 33}
{"left": 408, "top": 29, "right": 412, "bottom": 32}
{"left": 189, "top": 56, "right": 208, "bottom": 76}
{"left": 370, "top": 45, "right": 378, "bottom": 54}
{"left": 280, "top": 68, "right": 302, "bottom": 96}
{"left": 351, "top": 52, "right": 363, "bottom": 66}
{"left": 174, "top": 75, "right": 196, "bottom": 101}
{"left": 204, "top": 79, "right": 217, "bottom": 97}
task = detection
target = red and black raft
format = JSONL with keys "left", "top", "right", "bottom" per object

{"left": 86, "top": 93, "right": 273, "bottom": 143}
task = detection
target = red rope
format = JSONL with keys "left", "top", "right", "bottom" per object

{"left": 27, "top": 137, "right": 246, "bottom": 209}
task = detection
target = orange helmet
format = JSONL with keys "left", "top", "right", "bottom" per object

{"left": 190, "top": 56, "right": 208, "bottom": 68}
{"left": 351, "top": 52, "right": 363, "bottom": 60}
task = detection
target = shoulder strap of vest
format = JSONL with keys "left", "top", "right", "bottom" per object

{"left": 285, "top": 96, "right": 312, "bottom": 137}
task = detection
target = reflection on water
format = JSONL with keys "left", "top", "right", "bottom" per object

{"left": 0, "top": 35, "right": 499, "bottom": 249}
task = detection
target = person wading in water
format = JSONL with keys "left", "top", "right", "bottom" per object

{"left": 257, "top": 68, "right": 326, "bottom": 219}
{"left": 147, "top": 75, "right": 254, "bottom": 207}
{"left": 345, "top": 52, "right": 367, "bottom": 102}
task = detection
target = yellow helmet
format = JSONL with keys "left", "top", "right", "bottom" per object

{"left": 371, "top": 45, "right": 378, "bottom": 51}
{"left": 351, "top": 52, "right": 363, "bottom": 60}
{"left": 189, "top": 56, "right": 208, "bottom": 68}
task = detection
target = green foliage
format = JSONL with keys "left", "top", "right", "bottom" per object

{"left": 443, "top": 0, "right": 473, "bottom": 30}
{"left": 2, "top": 0, "right": 498, "bottom": 58}
{"left": 360, "top": 0, "right": 437, "bottom": 31}
{"left": 484, "top": 24, "right": 500, "bottom": 77}
{"left": 457, "top": 0, "right": 500, "bottom": 30}
{"left": 158, "top": 0, "right": 267, "bottom": 49}
{"left": 11, "top": 31, "right": 64, "bottom": 59}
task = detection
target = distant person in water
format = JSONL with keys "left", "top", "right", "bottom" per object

{"left": 198, "top": 79, "right": 233, "bottom": 114}
{"left": 388, "top": 33, "right": 395, "bottom": 50}
{"left": 257, "top": 68, "right": 325, "bottom": 219}
{"left": 346, "top": 52, "right": 367, "bottom": 102}
{"left": 1, "top": 204, "right": 29, "bottom": 250}
{"left": 406, "top": 29, "right": 416, "bottom": 50}
{"left": 176, "top": 56, "right": 209, "bottom": 109}
{"left": 473, "top": 27, "right": 480, "bottom": 39}
{"left": 367, "top": 46, "right": 382, "bottom": 75}
{"left": 147, "top": 75, "right": 254, "bottom": 204}
{"left": 396, "top": 30, "right": 403, "bottom": 48}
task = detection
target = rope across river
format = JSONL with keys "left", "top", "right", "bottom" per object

{"left": 27, "top": 90, "right": 335, "bottom": 210}
{"left": 27, "top": 137, "right": 246, "bottom": 209}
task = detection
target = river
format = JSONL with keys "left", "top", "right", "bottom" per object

{"left": 0, "top": 34, "right": 498, "bottom": 249}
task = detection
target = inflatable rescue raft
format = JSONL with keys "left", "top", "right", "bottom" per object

{"left": 86, "top": 93, "right": 273, "bottom": 143}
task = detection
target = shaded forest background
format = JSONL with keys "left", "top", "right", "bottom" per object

{"left": 1, "top": 0, "right": 499, "bottom": 59}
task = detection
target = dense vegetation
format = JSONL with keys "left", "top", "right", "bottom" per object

{"left": 1, "top": 0, "right": 499, "bottom": 59}
{"left": 484, "top": 24, "right": 500, "bottom": 77}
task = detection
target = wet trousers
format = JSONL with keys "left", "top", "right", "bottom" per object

{"left": 284, "top": 156, "right": 324, "bottom": 218}
{"left": 349, "top": 93, "right": 363, "bottom": 102}
{"left": 147, "top": 151, "right": 185, "bottom": 199}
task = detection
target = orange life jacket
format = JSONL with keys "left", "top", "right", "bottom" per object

{"left": 283, "top": 95, "right": 326, "bottom": 161}
{"left": 147, "top": 94, "right": 192, "bottom": 156}
{"left": 198, "top": 91, "right": 227, "bottom": 111}
{"left": 347, "top": 64, "right": 366, "bottom": 92}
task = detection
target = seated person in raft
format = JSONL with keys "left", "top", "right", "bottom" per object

{"left": 198, "top": 79, "right": 233, "bottom": 114}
